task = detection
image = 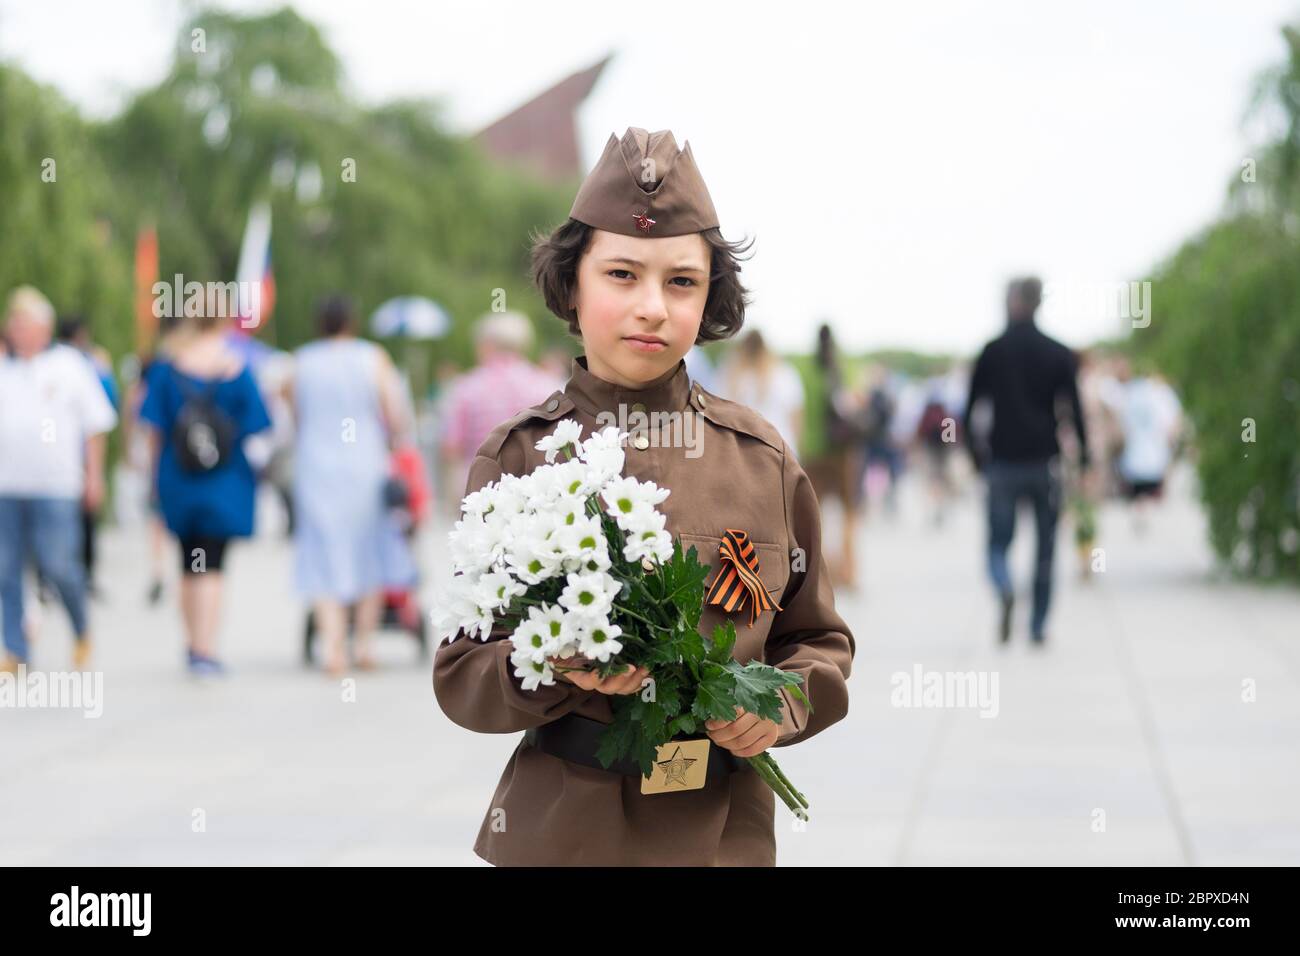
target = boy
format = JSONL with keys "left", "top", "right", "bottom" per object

{"left": 434, "top": 128, "right": 854, "bottom": 865}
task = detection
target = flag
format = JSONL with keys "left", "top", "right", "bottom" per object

{"left": 235, "top": 199, "right": 275, "bottom": 332}
{"left": 133, "top": 225, "right": 158, "bottom": 353}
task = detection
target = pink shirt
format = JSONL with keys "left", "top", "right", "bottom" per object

{"left": 442, "top": 355, "right": 564, "bottom": 462}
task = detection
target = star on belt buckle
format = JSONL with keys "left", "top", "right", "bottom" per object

{"left": 640, "top": 738, "right": 712, "bottom": 794}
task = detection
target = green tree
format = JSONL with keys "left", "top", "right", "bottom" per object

{"left": 1139, "top": 23, "right": 1300, "bottom": 581}
{"left": 0, "top": 66, "right": 133, "bottom": 358}
{"left": 92, "top": 6, "right": 572, "bottom": 368}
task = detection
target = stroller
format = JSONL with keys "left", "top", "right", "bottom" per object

{"left": 302, "top": 444, "right": 432, "bottom": 665}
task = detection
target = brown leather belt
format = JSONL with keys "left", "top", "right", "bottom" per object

{"left": 523, "top": 712, "right": 744, "bottom": 781}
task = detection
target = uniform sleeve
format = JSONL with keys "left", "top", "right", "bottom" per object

{"left": 766, "top": 439, "right": 855, "bottom": 748}
{"left": 433, "top": 447, "right": 590, "bottom": 734}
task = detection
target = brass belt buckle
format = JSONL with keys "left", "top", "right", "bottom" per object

{"left": 640, "top": 738, "right": 711, "bottom": 794}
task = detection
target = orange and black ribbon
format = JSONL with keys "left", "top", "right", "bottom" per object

{"left": 705, "top": 528, "right": 784, "bottom": 628}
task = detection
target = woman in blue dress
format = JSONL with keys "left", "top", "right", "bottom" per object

{"left": 140, "top": 314, "right": 272, "bottom": 676}
{"left": 290, "top": 296, "right": 413, "bottom": 676}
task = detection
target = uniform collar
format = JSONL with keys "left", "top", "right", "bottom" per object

{"left": 564, "top": 353, "right": 695, "bottom": 416}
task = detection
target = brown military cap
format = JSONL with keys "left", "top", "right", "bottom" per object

{"left": 569, "top": 127, "right": 719, "bottom": 238}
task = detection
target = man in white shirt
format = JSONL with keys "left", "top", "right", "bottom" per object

{"left": 0, "top": 287, "right": 117, "bottom": 671}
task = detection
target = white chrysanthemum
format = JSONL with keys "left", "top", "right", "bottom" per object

{"left": 503, "top": 545, "right": 557, "bottom": 585}
{"left": 558, "top": 570, "right": 622, "bottom": 620}
{"left": 521, "top": 602, "right": 581, "bottom": 660}
{"left": 548, "top": 493, "right": 587, "bottom": 529}
{"left": 580, "top": 425, "right": 626, "bottom": 457}
{"left": 430, "top": 595, "right": 467, "bottom": 644}
{"left": 573, "top": 544, "right": 613, "bottom": 575}
{"left": 579, "top": 426, "right": 627, "bottom": 482}
{"left": 554, "top": 458, "right": 602, "bottom": 499}
{"left": 447, "top": 513, "right": 501, "bottom": 574}
{"left": 535, "top": 418, "right": 584, "bottom": 463}
{"left": 621, "top": 501, "right": 666, "bottom": 535}
{"left": 510, "top": 651, "right": 556, "bottom": 690}
{"left": 432, "top": 573, "right": 496, "bottom": 643}
{"left": 502, "top": 511, "right": 565, "bottom": 583}
{"left": 600, "top": 476, "right": 670, "bottom": 529}
{"left": 554, "top": 514, "right": 607, "bottom": 569}
{"left": 621, "top": 508, "right": 673, "bottom": 564}
{"left": 472, "top": 570, "right": 526, "bottom": 613}
{"left": 461, "top": 484, "right": 497, "bottom": 519}
{"left": 625, "top": 529, "right": 673, "bottom": 565}
{"left": 531, "top": 509, "right": 575, "bottom": 560}
{"left": 487, "top": 480, "right": 528, "bottom": 520}
{"left": 571, "top": 617, "right": 624, "bottom": 663}
{"left": 526, "top": 459, "right": 599, "bottom": 505}
{"left": 508, "top": 613, "right": 551, "bottom": 664}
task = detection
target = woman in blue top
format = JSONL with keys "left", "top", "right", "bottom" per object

{"left": 140, "top": 313, "right": 271, "bottom": 676}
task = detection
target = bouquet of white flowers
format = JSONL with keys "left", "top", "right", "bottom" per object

{"left": 435, "top": 420, "right": 811, "bottom": 819}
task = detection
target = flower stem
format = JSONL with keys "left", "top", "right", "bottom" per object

{"left": 632, "top": 578, "right": 674, "bottom": 628}
{"left": 748, "top": 749, "right": 806, "bottom": 816}
{"left": 613, "top": 603, "right": 670, "bottom": 633}
{"left": 763, "top": 752, "right": 809, "bottom": 809}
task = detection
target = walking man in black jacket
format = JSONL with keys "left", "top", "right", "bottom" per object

{"left": 964, "top": 278, "right": 1090, "bottom": 645}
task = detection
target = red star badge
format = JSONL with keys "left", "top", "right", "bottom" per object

{"left": 632, "top": 211, "right": 656, "bottom": 233}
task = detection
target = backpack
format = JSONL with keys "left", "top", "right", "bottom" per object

{"left": 171, "top": 374, "right": 236, "bottom": 474}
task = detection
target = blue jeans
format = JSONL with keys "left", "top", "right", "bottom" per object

{"left": 0, "top": 496, "right": 88, "bottom": 661}
{"left": 985, "top": 459, "right": 1061, "bottom": 639}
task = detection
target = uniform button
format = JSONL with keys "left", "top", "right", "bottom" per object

{"left": 632, "top": 433, "right": 650, "bottom": 450}
{"left": 545, "top": 397, "right": 559, "bottom": 412}
{"left": 641, "top": 556, "right": 655, "bottom": 572}
{"left": 631, "top": 402, "right": 647, "bottom": 414}
{"left": 696, "top": 391, "right": 707, "bottom": 409}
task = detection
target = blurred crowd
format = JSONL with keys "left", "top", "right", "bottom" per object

{"left": 0, "top": 275, "right": 1185, "bottom": 678}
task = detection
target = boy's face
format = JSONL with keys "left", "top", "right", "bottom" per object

{"left": 573, "top": 228, "right": 709, "bottom": 389}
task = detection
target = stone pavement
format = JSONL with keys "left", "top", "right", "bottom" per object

{"left": 3, "top": 467, "right": 1297, "bottom": 865}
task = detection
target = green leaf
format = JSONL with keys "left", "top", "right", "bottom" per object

{"left": 595, "top": 706, "right": 639, "bottom": 768}
{"left": 691, "top": 668, "right": 738, "bottom": 722}
{"left": 651, "top": 673, "right": 683, "bottom": 717}
{"left": 705, "top": 620, "right": 737, "bottom": 664}
{"left": 660, "top": 540, "right": 711, "bottom": 630}
{"left": 642, "top": 641, "right": 682, "bottom": 667}
{"left": 722, "top": 660, "right": 789, "bottom": 723}
{"left": 673, "top": 622, "right": 706, "bottom": 665}
{"left": 632, "top": 733, "right": 661, "bottom": 778}
{"left": 668, "top": 713, "right": 697, "bottom": 736}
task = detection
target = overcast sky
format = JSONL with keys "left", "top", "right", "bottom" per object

{"left": 2, "top": 0, "right": 1295, "bottom": 354}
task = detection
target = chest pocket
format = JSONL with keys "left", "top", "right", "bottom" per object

{"left": 677, "top": 532, "right": 791, "bottom": 665}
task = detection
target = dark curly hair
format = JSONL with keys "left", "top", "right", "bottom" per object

{"left": 530, "top": 219, "right": 752, "bottom": 344}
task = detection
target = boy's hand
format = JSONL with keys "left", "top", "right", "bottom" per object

{"left": 550, "top": 655, "right": 649, "bottom": 695}
{"left": 705, "top": 703, "right": 787, "bottom": 758}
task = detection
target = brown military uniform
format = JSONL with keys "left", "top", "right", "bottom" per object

{"left": 433, "top": 354, "right": 856, "bottom": 866}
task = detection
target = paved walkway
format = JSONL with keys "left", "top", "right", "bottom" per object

{"left": 3, "top": 466, "right": 1298, "bottom": 865}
